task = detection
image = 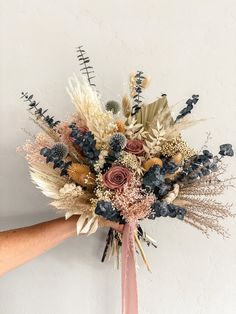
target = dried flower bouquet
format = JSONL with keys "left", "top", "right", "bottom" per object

{"left": 18, "top": 46, "right": 234, "bottom": 314}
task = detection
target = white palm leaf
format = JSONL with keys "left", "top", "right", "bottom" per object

{"left": 66, "top": 75, "right": 116, "bottom": 147}
{"left": 30, "top": 163, "right": 67, "bottom": 199}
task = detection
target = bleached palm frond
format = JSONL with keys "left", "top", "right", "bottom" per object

{"left": 51, "top": 192, "right": 92, "bottom": 212}
{"left": 30, "top": 161, "right": 98, "bottom": 235}
{"left": 135, "top": 96, "right": 173, "bottom": 131}
{"left": 66, "top": 75, "right": 116, "bottom": 147}
{"left": 75, "top": 214, "right": 99, "bottom": 235}
{"left": 30, "top": 163, "right": 67, "bottom": 199}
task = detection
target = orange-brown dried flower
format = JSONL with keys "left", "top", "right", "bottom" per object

{"left": 68, "top": 163, "right": 96, "bottom": 188}
{"left": 116, "top": 120, "right": 126, "bottom": 133}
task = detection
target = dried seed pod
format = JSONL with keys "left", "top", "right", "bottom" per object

{"left": 122, "top": 95, "right": 131, "bottom": 117}
{"left": 141, "top": 76, "right": 150, "bottom": 89}
{"left": 143, "top": 158, "right": 163, "bottom": 171}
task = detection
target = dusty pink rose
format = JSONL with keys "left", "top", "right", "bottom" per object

{"left": 125, "top": 139, "right": 144, "bottom": 156}
{"left": 103, "top": 166, "right": 132, "bottom": 190}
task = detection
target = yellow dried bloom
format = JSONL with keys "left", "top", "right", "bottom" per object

{"left": 117, "top": 152, "right": 143, "bottom": 175}
{"left": 161, "top": 137, "right": 196, "bottom": 160}
{"left": 143, "top": 158, "right": 163, "bottom": 171}
{"left": 122, "top": 95, "right": 131, "bottom": 117}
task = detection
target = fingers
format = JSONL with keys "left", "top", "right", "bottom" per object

{"left": 99, "top": 217, "right": 124, "bottom": 233}
{"left": 109, "top": 221, "right": 124, "bottom": 233}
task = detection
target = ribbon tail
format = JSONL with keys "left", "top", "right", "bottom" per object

{"left": 121, "top": 222, "right": 138, "bottom": 314}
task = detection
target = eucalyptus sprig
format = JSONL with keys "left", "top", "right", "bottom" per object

{"left": 20, "top": 92, "right": 60, "bottom": 128}
{"left": 76, "top": 45, "right": 96, "bottom": 87}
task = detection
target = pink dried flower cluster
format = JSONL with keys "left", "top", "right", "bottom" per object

{"left": 56, "top": 122, "right": 73, "bottom": 147}
{"left": 17, "top": 133, "right": 54, "bottom": 164}
{"left": 112, "top": 178, "right": 155, "bottom": 223}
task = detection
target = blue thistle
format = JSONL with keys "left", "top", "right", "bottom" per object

{"left": 109, "top": 133, "right": 127, "bottom": 149}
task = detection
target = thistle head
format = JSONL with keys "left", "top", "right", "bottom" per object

{"left": 109, "top": 132, "right": 127, "bottom": 150}
{"left": 51, "top": 143, "right": 68, "bottom": 160}
{"left": 105, "top": 100, "right": 120, "bottom": 114}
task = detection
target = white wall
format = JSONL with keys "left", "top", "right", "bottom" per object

{"left": 1, "top": 1, "right": 236, "bottom": 313}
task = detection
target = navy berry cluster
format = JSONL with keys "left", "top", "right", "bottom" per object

{"left": 69, "top": 123, "right": 100, "bottom": 168}
{"left": 175, "top": 94, "right": 199, "bottom": 122}
{"left": 40, "top": 147, "right": 72, "bottom": 176}
{"left": 149, "top": 200, "right": 186, "bottom": 220}
{"left": 95, "top": 200, "right": 125, "bottom": 223}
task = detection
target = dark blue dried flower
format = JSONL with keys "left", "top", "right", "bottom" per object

{"left": 175, "top": 94, "right": 199, "bottom": 121}
{"left": 21, "top": 92, "right": 60, "bottom": 128}
{"left": 149, "top": 200, "right": 186, "bottom": 220}
{"left": 203, "top": 150, "right": 213, "bottom": 159}
{"left": 219, "top": 144, "right": 234, "bottom": 157}
{"left": 176, "top": 207, "right": 186, "bottom": 220}
{"left": 40, "top": 146, "right": 71, "bottom": 176}
{"left": 51, "top": 143, "right": 68, "bottom": 160}
{"left": 161, "top": 160, "right": 179, "bottom": 175}
{"left": 142, "top": 165, "right": 165, "bottom": 191}
{"left": 69, "top": 124, "right": 100, "bottom": 167}
{"left": 95, "top": 200, "right": 124, "bottom": 223}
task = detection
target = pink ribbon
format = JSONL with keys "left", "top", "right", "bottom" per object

{"left": 121, "top": 222, "right": 138, "bottom": 314}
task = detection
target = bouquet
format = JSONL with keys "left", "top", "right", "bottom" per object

{"left": 18, "top": 46, "right": 234, "bottom": 314}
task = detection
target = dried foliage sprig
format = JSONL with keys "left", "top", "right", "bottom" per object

{"left": 182, "top": 198, "right": 233, "bottom": 237}
{"left": 130, "top": 71, "right": 147, "bottom": 116}
{"left": 135, "top": 95, "right": 172, "bottom": 131}
{"left": 21, "top": 92, "right": 60, "bottom": 128}
{"left": 125, "top": 116, "right": 148, "bottom": 140}
{"left": 20, "top": 92, "right": 61, "bottom": 142}
{"left": 175, "top": 94, "right": 199, "bottom": 122}
{"left": 76, "top": 46, "right": 96, "bottom": 87}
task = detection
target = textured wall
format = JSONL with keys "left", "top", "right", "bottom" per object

{"left": 0, "top": 0, "right": 236, "bottom": 313}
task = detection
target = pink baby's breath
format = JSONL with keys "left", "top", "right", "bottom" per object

{"left": 112, "top": 178, "right": 155, "bottom": 223}
{"left": 17, "top": 133, "right": 54, "bottom": 164}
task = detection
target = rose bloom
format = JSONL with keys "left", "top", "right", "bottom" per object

{"left": 103, "top": 166, "right": 132, "bottom": 190}
{"left": 125, "top": 139, "right": 144, "bottom": 156}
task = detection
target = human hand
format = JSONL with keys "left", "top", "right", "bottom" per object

{"left": 98, "top": 217, "right": 124, "bottom": 233}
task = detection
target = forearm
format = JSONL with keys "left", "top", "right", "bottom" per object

{"left": 0, "top": 216, "right": 78, "bottom": 276}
